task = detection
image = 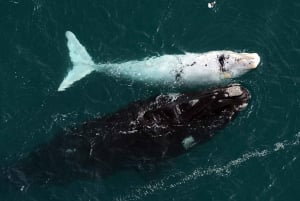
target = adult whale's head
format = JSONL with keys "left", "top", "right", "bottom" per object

{"left": 131, "top": 83, "right": 250, "bottom": 154}
{"left": 161, "top": 84, "right": 250, "bottom": 125}
{"left": 139, "top": 83, "right": 250, "bottom": 149}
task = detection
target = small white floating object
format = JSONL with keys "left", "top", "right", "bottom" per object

{"left": 208, "top": 1, "right": 216, "bottom": 9}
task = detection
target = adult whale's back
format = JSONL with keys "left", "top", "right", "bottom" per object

{"left": 58, "top": 31, "right": 260, "bottom": 91}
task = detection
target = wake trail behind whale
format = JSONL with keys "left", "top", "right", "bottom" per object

{"left": 115, "top": 132, "right": 300, "bottom": 201}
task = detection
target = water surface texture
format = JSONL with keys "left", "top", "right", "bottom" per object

{"left": 1, "top": 0, "right": 300, "bottom": 200}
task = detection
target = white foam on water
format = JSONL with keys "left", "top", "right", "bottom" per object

{"left": 115, "top": 132, "right": 300, "bottom": 201}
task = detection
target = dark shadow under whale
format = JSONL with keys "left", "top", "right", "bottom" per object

{"left": 0, "top": 84, "right": 250, "bottom": 191}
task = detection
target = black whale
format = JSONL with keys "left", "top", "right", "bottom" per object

{"left": 2, "top": 84, "right": 250, "bottom": 190}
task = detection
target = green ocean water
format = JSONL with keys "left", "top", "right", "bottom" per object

{"left": 1, "top": 0, "right": 300, "bottom": 200}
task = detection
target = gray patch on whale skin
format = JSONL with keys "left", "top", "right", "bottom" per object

{"left": 238, "top": 103, "right": 248, "bottom": 110}
{"left": 182, "top": 136, "right": 196, "bottom": 150}
{"left": 189, "top": 99, "right": 199, "bottom": 106}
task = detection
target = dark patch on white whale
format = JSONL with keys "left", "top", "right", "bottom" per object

{"left": 1, "top": 84, "right": 250, "bottom": 190}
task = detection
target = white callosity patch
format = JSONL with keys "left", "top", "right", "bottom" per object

{"left": 58, "top": 31, "right": 260, "bottom": 91}
{"left": 189, "top": 99, "right": 199, "bottom": 107}
{"left": 238, "top": 103, "right": 248, "bottom": 110}
{"left": 226, "top": 85, "right": 243, "bottom": 97}
{"left": 175, "top": 105, "right": 182, "bottom": 115}
{"left": 182, "top": 136, "right": 197, "bottom": 150}
{"left": 65, "top": 148, "right": 76, "bottom": 154}
{"left": 156, "top": 93, "right": 181, "bottom": 103}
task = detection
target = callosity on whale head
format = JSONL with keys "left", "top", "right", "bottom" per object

{"left": 170, "top": 83, "right": 250, "bottom": 126}
{"left": 1, "top": 84, "right": 250, "bottom": 190}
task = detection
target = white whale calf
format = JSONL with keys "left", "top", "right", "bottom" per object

{"left": 58, "top": 31, "right": 260, "bottom": 91}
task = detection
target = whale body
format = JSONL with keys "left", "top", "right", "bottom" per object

{"left": 1, "top": 84, "right": 250, "bottom": 190}
{"left": 57, "top": 31, "right": 260, "bottom": 91}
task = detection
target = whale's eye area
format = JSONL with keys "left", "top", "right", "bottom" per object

{"left": 218, "top": 55, "right": 225, "bottom": 72}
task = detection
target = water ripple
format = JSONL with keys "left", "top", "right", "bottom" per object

{"left": 116, "top": 132, "right": 300, "bottom": 201}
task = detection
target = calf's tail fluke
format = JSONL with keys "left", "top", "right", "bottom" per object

{"left": 58, "top": 31, "right": 96, "bottom": 91}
